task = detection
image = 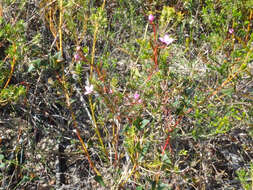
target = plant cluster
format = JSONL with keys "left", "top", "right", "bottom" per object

{"left": 0, "top": 0, "right": 252, "bottom": 189}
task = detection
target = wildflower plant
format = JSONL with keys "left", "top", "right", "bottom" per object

{"left": 1, "top": 0, "right": 253, "bottom": 189}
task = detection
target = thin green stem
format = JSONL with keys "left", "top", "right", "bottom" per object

{"left": 88, "top": 0, "right": 108, "bottom": 160}
{"left": 88, "top": 96, "right": 109, "bottom": 159}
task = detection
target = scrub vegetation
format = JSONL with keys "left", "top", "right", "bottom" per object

{"left": 0, "top": 0, "right": 252, "bottom": 189}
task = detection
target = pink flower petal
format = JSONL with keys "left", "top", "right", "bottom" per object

{"left": 84, "top": 85, "right": 94, "bottom": 95}
{"left": 76, "top": 46, "right": 81, "bottom": 51}
{"left": 159, "top": 34, "right": 174, "bottom": 45}
{"left": 148, "top": 14, "right": 155, "bottom": 22}
{"left": 159, "top": 37, "right": 165, "bottom": 43}
{"left": 134, "top": 92, "right": 140, "bottom": 100}
{"left": 74, "top": 53, "right": 81, "bottom": 61}
{"left": 229, "top": 28, "right": 234, "bottom": 34}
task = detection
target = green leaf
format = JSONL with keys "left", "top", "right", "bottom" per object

{"left": 52, "top": 51, "right": 62, "bottom": 60}
{"left": 28, "top": 64, "right": 35, "bottom": 72}
{"left": 141, "top": 142, "right": 150, "bottom": 156}
{"left": 140, "top": 119, "right": 149, "bottom": 129}
{"left": 82, "top": 46, "right": 89, "bottom": 54}
{"left": 133, "top": 117, "right": 142, "bottom": 129}
{"left": 0, "top": 154, "right": 4, "bottom": 160}
{"left": 94, "top": 175, "right": 105, "bottom": 187}
{"left": 157, "top": 183, "right": 170, "bottom": 190}
{"left": 28, "top": 59, "right": 43, "bottom": 72}
{"left": 162, "top": 153, "right": 172, "bottom": 165}
{"left": 136, "top": 186, "right": 143, "bottom": 190}
{"left": 0, "top": 163, "right": 5, "bottom": 168}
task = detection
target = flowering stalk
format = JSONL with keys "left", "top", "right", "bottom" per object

{"left": 86, "top": 0, "right": 109, "bottom": 161}
{"left": 149, "top": 14, "right": 156, "bottom": 42}
{"left": 55, "top": 72, "right": 101, "bottom": 176}
{"left": 147, "top": 15, "right": 177, "bottom": 154}
{"left": 148, "top": 14, "right": 174, "bottom": 71}
{"left": 149, "top": 14, "right": 159, "bottom": 70}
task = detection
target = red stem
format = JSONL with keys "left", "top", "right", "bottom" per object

{"left": 162, "top": 115, "right": 183, "bottom": 154}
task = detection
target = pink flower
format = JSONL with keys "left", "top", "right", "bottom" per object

{"left": 84, "top": 85, "right": 94, "bottom": 95}
{"left": 229, "top": 28, "right": 234, "bottom": 34}
{"left": 148, "top": 14, "right": 155, "bottom": 22}
{"left": 134, "top": 92, "right": 140, "bottom": 100}
{"left": 159, "top": 34, "right": 174, "bottom": 45}
{"left": 133, "top": 92, "right": 142, "bottom": 103}
{"left": 74, "top": 53, "right": 81, "bottom": 62}
{"left": 76, "top": 46, "right": 81, "bottom": 51}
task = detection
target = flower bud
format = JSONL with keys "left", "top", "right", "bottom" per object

{"left": 148, "top": 14, "right": 155, "bottom": 22}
